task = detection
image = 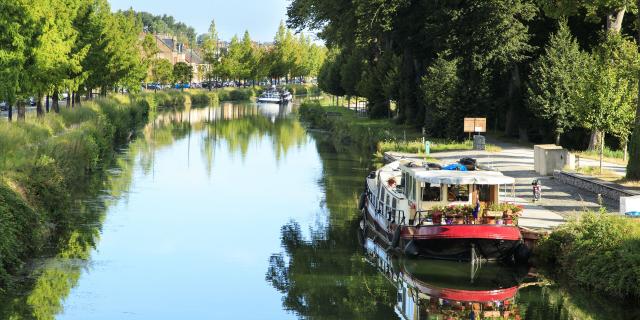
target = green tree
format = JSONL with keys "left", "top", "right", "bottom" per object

{"left": 173, "top": 62, "right": 193, "bottom": 86}
{"left": 527, "top": 21, "right": 588, "bottom": 145}
{"left": 141, "top": 34, "right": 159, "bottom": 82}
{"left": 628, "top": 2, "right": 640, "bottom": 180}
{"left": 151, "top": 59, "right": 174, "bottom": 89}
{"left": 0, "top": 1, "right": 35, "bottom": 120}
{"left": 579, "top": 38, "right": 638, "bottom": 172}
{"left": 201, "top": 19, "right": 219, "bottom": 90}
{"left": 270, "top": 22, "right": 297, "bottom": 83}
{"left": 421, "top": 55, "right": 460, "bottom": 138}
{"left": 220, "top": 35, "right": 243, "bottom": 81}
{"left": 537, "top": 0, "right": 636, "bottom": 150}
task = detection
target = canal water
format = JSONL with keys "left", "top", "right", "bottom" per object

{"left": 0, "top": 101, "right": 638, "bottom": 319}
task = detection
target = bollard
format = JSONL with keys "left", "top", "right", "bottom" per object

{"left": 425, "top": 141, "right": 431, "bottom": 155}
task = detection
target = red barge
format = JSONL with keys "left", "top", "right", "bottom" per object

{"left": 361, "top": 159, "right": 528, "bottom": 262}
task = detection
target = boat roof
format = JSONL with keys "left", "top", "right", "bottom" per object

{"left": 397, "top": 160, "right": 515, "bottom": 185}
{"left": 415, "top": 170, "right": 515, "bottom": 185}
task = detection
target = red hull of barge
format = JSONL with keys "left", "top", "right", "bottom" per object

{"left": 400, "top": 224, "right": 521, "bottom": 241}
{"left": 408, "top": 279, "right": 518, "bottom": 303}
{"left": 364, "top": 207, "right": 523, "bottom": 261}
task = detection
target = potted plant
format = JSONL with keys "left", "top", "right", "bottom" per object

{"left": 483, "top": 203, "right": 502, "bottom": 224}
{"left": 431, "top": 206, "right": 444, "bottom": 224}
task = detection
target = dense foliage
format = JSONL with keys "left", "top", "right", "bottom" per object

{"left": 288, "top": 0, "right": 640, "bottom": 176}
{"left": 0, "top": 0, "right": 147, "bottom": 120}
{"left": 536, "top": 211, "right": 640, "bottom": 298}
{"left": 199, "top": 21, "right": 327, "bottom": 86}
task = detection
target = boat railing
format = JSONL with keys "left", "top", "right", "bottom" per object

{"left": 366, "top": 188, "right": 406, "bottom": 225}
{"left": 412, "top": 208, "right": 520, "bottom": 226}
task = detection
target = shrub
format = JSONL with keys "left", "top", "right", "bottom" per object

{"left": 228, "top": 88, "right": 254, "bottom": 101}
{"left": 536, "top": 211, "right": 640, "bottom": 298}
{"left": 0, "top": 95, "right": 150, "bottom": 286}
{"left": 190, "top": 91, "right": 219, "bottom": 106}
{"left": 0, "top": 182, "right": 43, "bottom": 286}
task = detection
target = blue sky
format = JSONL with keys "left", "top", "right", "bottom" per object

{"left": 108, "top": 0, "right": 291, "bottom": 42}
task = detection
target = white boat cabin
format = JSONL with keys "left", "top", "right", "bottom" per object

{"left": 366, "top": 160, "right": 516, "bottom": 227}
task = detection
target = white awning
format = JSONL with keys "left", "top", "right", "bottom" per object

{"left": 414, "top": 170, "right": 515, "bottom": 185}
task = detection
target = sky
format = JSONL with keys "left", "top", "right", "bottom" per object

{"left": 108, "top": 0, "right": 293, "bottom": 42}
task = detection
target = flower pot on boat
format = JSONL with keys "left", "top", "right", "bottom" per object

{"left": 431, "top": 211, "right": 443, "bottom": 224}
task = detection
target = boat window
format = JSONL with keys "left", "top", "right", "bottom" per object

{"left": 421, "top": 183, "right": 441, "bottom": 201}
{"left": 402, "top": 172, "right": 407, "bottom": 194}
{"left": 407, "top": 175, "right": 415, "bottom": 201}
{"left": 447, "top": 184, "right": 470, "bottom": 202}
{"left": 478, "top": 184, "right": 491, "bottom": 202}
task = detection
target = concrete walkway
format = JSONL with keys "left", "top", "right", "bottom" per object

{"left": 385, "top": 140, "right": 623, "bottom": 230}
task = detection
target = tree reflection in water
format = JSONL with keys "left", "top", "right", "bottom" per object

{"left": 266, "top": 135, "right": 397, "bottom": 319}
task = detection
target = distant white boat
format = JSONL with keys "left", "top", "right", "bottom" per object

{"left": 257, "top": 87, "right": 292, "bottom": 104}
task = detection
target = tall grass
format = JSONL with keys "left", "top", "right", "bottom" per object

{"left": 0, "top": 96, "right": 149, "bottom": 286}
{"left": 378, "top": 139, "right": 502, "bottom": 155}
{"left": 536, "top": 211, "right": 640, "bottom": 298}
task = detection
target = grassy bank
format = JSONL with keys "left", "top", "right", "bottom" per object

{"left": 535, "top": 211, "right": 640, "bottom": 299}
{"left": 299, "top": 100, "right": 500, "bottom": 157}
{"left": 574, "top": 147, "right": 628, "bottom": 166}
{"left": 0, "top": 97, "right": 150, "bottom": 287}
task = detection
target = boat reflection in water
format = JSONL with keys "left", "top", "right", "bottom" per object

{"left": 256, "top": 101, "right": 293, "bottom": 122}
{"left": 363, "top": 235, "right": 529, "bottom": 319}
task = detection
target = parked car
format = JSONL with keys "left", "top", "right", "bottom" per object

{"left": 0, "top": 101, "right": 7, "bottom": 111}
{"left": 147, "top": 83, "right": 162, "bottom": 90}
{"left": 27, "top": 97, "right": 36, "bottom": 106}
{"left": 174, "top": 83, "right": 191, "bottom": 89}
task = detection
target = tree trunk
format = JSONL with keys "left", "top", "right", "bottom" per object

{"left": 7, "top": 103, "right": 12, "bottom": 122}
{"left": 599, "top": 131, "right": 605, "bottom": 174}
{"left": 52, "top": 90, "right": 60, "bottom": 113}
{"left": 17, "top": 100, "right": 25, "bottom": 121}
{"left": 587, "top": 131, "right": 601, "bottom": 151}
{"left": 75, "top": 90, "right": 81, "bottom": 106}
{"left": 555, "top": 132, "right": 561, "bottom": 146}
{"left": 606, "top": 7, "right": 626, "bottom": 33}
{"left": 71, "top": 92, "right": 75, "bottom": 108}
{"left": 505, "top": 65, "right": 522, "bottom": 137}
{"left": 36, "top": 93, "right": 44, "bottom": 117}
{"left": 66, "top": 91, "right": 71, "bottom": 108}
{"left": 46, "top": 94, "right": 50, "bottom": 113}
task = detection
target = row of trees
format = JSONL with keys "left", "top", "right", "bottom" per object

{"left": 199, "top": 21, "right": 326, "bottom": 87}
{"left": 0, "top": 0, "right": 148, "bottom": 121}
{"left": 288, "top": 0, "right": 640, "bottom": 179}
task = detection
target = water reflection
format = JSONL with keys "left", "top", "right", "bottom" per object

{"left": 363, "top": 236, "right": 528, "bottom": 319}
{"left": 0, "top": 102, "right": 308, "bottom": 319}
{"left": 1, "top": 102, "right": 638, "bottom": 319}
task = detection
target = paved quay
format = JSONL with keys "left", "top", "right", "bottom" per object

{"left": 384, "top": 140, "right": 624, "bottom": 230}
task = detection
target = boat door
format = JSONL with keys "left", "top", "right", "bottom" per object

{"left": 472, "top": 184, "right": 499, "bottom": 207}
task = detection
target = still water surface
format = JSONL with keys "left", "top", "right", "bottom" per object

{"left": 1, "top": 101, "right": 638, "bottom": 319}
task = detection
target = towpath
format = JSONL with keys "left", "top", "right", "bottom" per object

{"left": 385, "top": 139, "right": 623, "bottom": 230}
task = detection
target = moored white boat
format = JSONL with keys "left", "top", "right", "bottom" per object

{"left": 257, "top": 86, "right": 292, "bottom": 104}
{"left": 361, "top": 158, "right": 528, "bottom": 262}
